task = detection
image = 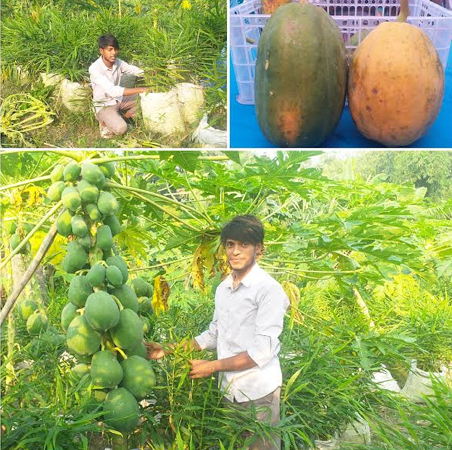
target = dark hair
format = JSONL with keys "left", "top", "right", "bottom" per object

{"left": 98, "top": 34, "right": 119, "bottom": 49}
{"left": 221, "top": 215, "right": 264, "bottom": 246}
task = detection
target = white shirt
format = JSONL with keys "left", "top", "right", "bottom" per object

{"left": 88, "top": 57, "right": 143, "bottom": 112}
{"left": 195, "top": 263, "right": 289, "bottom": 402}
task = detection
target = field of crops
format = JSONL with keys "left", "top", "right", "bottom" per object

{"left": 1, "top": 150, "right": 452, "bottom": 450}
{"left": 1, "top": 0, "right": 226, "bottom": 148}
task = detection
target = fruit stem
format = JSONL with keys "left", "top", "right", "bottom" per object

{"left": 397, "top": 0, "right": 410, "bottom": 22}
{"left": 113, "top": 347, "right": 128, "bottom": 360}
{"left": 111, "top": 295, "right": 124, "bottom": 311}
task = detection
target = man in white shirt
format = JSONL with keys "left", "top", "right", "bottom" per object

{"left": 89, "top": 34, "right": 151, "bottom": 138}
{"left": 147, "top": 215, "right": 289, "bottom": 450}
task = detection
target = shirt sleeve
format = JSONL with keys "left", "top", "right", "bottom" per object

{"left": 194, "top": 304, "right": 218, "bottom": 351}
{"left": 89, "top": 67, "right": 125, "bottom": 99}
{"left": 119, "top": 60, "right": 144, "bottom": 76}
{"left": 247, "top": 283, "right": 289, "bottom": 368}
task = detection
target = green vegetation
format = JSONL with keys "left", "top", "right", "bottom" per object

{"left": 1, "top": 150, "right": 451, "bottom": 449}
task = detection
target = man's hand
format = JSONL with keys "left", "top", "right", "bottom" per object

{"left": 189, "top": 359, "right": 217, "bottom": 379}
{"left": 145, "top": 342, "right": 166, "bottom": 360}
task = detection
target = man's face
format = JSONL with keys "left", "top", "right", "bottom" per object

{"left": 100, "top": 45, "right": 119, "bottom": 66}
{"left": 225, "top": 239, "right": 262, "bottom": 274}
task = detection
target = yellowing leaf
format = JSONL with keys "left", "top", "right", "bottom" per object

{"left": 282, "top": 281, "right": 303, "bottom": 328}
{"left": 152, "top": 275, "right": 170, "bottom": 315}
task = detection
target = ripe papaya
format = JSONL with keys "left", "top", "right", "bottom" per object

{"left": 71, "top": 215, "right": 88, "bottom": 237}
{"left": 106, "top": 255, "right": 128, "bottom": 283}
{"left": 96, "top": 225, "right": 113, "bottom": 251}
{"left": 91, "top": 350, "right": 123, "bottom": 388}
{"left": 62, "top": 186, "right": 82, "bottom": 212}
{"left": 50, "top": 164, "right": 65, "bottom": 183}
{"left": 120, "top": 355, "right": 156, "bottom": 400}
{"left": 47, "top": 181, "right": 65, "bottom": 202}
{"left": 110, "top": 285, "right": 138, "bottom": 312}
{"left": 77, "top": 180, "right": 99, "bottom": 204}
{"left": 103, "top": 215, "right": 121, "bottom": 236}
{"left": 66, "top": 315, "right": 101, "bottom": 357}
{"left": 17, "top": 299, "right": 38, "bottom": 321}
{"left": 61, "top": 302, "right": 78, "bottom": 332}
{"left": 81, "top": 163, "right": 105, "bottom": 187}
{"left": 86, "top": 263, "right": 106, "bottom": 287}
{"left": 84, "top": 291, "right": 120, "bottom": 332}
{"left": 27, "top": 311, "right": 48, "bottom": 335}
{"left": 106, "top": 266, "right": 123, "bottom": 287}
{"left": 103, "top": 387, "right": 139, "bottom": 432}
{"left": 110, "top": 309, "right": 143, "bottom": 350}
{"left": 86, "top": 203, "right": 103, "bottom": 221}
{"left": 57, "top": 209, "right": 73, "bottom": 237}
{"left": 68, "top": 275, "right": 93, "bottom": 307}
{"left": 97, "top": 192, "right": 119, "bottom": 216}
{"left": 63, "top": 163, "right": 81, "bottom": 182}
{"left": 62, "top": 241, "right": 88, "bottom": 274}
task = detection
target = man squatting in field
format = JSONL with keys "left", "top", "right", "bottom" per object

{"left": 146, "top": 215, "right": 289, "bottom": 450}
{"left": 89, "top": 34, "right": 150, "bottom": 138}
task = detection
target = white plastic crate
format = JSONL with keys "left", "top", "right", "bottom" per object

{"left": 231, "top": 0, "right": 452, "bottom": 104}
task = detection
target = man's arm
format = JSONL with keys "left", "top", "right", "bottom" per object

{"left": 189, "top": 352, "right": 257, "bottom": 379}
{"left": 145, "top": 338, "right": 201, "bottom": 360}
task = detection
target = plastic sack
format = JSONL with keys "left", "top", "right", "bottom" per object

{"left": 60, "top": 79, "right": 89, "bottom": 112}
{"left": 140, "top": 91, "right": 185, "bottom": 135}
{"left": 371, "top": 364, "right": 401, "bottom": 392}
{"left": 40, "top": 73, "right": 64, "bottom": 88}
{"left": 401, "top": 360, "right": 446, "bottom": 403}
{"left": 314, "top": 437, "right": 338, "bottom": 450}
{"left": 339, "top": 416, "right": 371, "bottom": 445}
{"left": 174, "top": 83, "right": 204, "bottom": 125}
{"left": 192, "top": 114, "right": 227, "bottom": 148}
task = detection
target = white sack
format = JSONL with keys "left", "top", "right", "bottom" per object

{"left": 174, "top": 83, "right": 204, "bottom": 125}
{"left": 192, "top": 114, "right": 227, "bottom": 148}
{"left": 61, "top": 79, "right": 88, "bottom": 112}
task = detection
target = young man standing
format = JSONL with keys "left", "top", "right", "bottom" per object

{"left": 147, "top": 215, "right": 289, "bottom": 450}
{"left": 89, "top": 34, "right": 150, "bottom": 138}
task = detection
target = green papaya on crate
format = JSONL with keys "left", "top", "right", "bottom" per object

{"left": 17, "top": 299, "right": 38, "bottom": 321}
{"left": 62, "top": 241, "right": 88, "bottom": 273}
{"left": 57, "top": 209, "right": 73, "bottom": 237}
{"left": 110, "top": 285, "right": 138, "bottom": 312}
{"left": 254, "top": 2, "right": 347, "bottom": 147}
{"left": 62, "top": 186, "right": 82, "bottom": 211}
{"left": 102, "top": 387, "right": 140, "bottom": 432}
{"left": 71, "top": 215, "right": 88, "bottom": 237}
{"left": 103, "top": 215, "right": 121, "bottom": 236}
{"left": 26, "top": 311, "right": 49, "bottom": 335}
{"left": 110, "top": 309, "right": 143, "bottom": 350}
{"left": 84, "top": 291, "right": 120, "bottom": 332}
{"left": 106, "top": 255, "right": 128, "bottom": 283}
{"left": 120, "top": 355, "right": 156, "bottom": 400}
{"left": 81, "top": 163, "right": 105, "bottom": 187}
{"left": 86, "top": 203, "right": 103, "bottom": 221}
{"left": 66, "top": 315, "right": 101, "bottom": 357}
{"left": 86, "top": 263, "right": 106, "bottom": 287}
{"left": 77, "top": 179, "right": 99, "bottom": 204}
{"left": 106, "top": 265, "right": 123, "bottom": 287}
{"left": 96, "top": 225, "right": 113, "bottom": 251}
{"left": 97, "top": 191, "right": 119, "bottom": 216}
{"left": 50, "top": 164, "right": 65, "bottom": 183}
{"left": 68, "top": 275, "right": 93, "bottom": 307}
{"left": 90, "top": 350, "right": 124, "bottom": 388}
{"left": 61, "top": 302, "right": 78, "bottom": 332}
{"left": 63, "top": 163, "right": 81, "bottom": 182}
{"left": 47, "top": 181, "right": 65, "bottom": 202}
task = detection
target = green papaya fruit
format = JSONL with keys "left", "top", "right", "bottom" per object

{"left": 103, "top": 387, "right": 139, "bottom": 432}
{"left": 103, "top": 215, "right": 121, "bottom": 236}
{"left": 86, "top": 263, "right": 106, "bottom": 287}
{"left": 86, "top": 203, "right": 103, "bottom": 221}
{"left": 47, "top": 181, "right": 65, "bottom": 202}
{"left": 106, "top": 255, "right": 128, "bottom": 283}
{"left": 61, "top": 302, "right": 78, "bottom": 332}
{"left": 66, "top": 315, "right": 101, "bottom": 357}
{"left": 77, "top": 179, "right": 99, "bottom": 204}
{"left": 63, "top": 163, "right": 81, "bottom": 182}
{"left": 84, "top": 291, "right": 120, "bottom": 332}
{"left": 68, "top": 275, "right": 93, "bottom": 307}
{"left": 50, "top": 164, "right": 65, "bottom": 182}
{"left": 71, "top": 215, "right": 88, "bottom": 237}
{"left": 96, "top": 225, "right": 113, "bottom": 251}
{"left": 106, "top": 265, "right": 123, "bottom": 287}
{"left": 97, "top": 192, "right": 119, "bottom": 216}
{"left": 91, "top": 350, "right": 123, "bottom": 388}
{"left": 57, "top": 209, "right": 73, "bottom": 237}
{"left": 62, "top": 186, "right": 82, "bottom": 212}
{"left": 62, "top": 241, "right": 88, "bottom": 274}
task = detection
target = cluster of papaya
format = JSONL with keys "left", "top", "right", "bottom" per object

{"left": 7, "top": 221, "right": 33, "bottom": 254}
{"left": 47, "top": 159, "right": 156, "bottom": 433}
{"left": 255, "top": 0, "right": 444, "bottom": 147}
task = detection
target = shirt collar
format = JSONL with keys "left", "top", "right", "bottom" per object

{"left": 99, "top": 56, "right": 119, "bottom": 72}
{"left": 225, "top": 263, "right": 260, "bottom": 290}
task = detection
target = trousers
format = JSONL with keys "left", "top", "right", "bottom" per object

{"left": 96, "top": 95, "right": 138, "bottom": 135}
{"left": 225, "top": 387, "right": 281, "bottom": 450}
